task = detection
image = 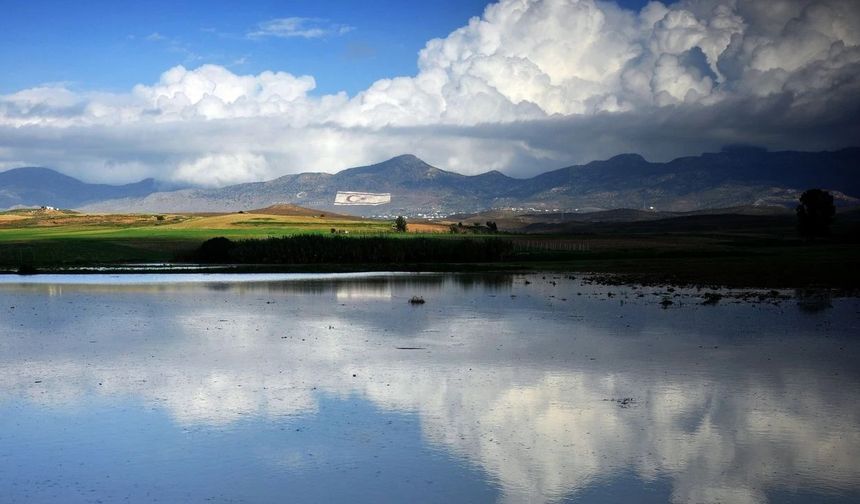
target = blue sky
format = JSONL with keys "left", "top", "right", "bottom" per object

{"left": 0, "top": 0, "right": 652, "bottom": 95}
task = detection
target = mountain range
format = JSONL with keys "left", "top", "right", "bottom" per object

{"left": 2, "top": 147, "right": 858, "bottom": 216}
{"left": 0, "top": 167, "right": 161, "bottom": 210}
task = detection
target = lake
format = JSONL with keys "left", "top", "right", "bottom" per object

{"left": 0, "top": 273, "right": 858, "bottom": 503}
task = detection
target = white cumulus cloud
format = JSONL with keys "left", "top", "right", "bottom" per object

{"left": 174, "top": 153, "right": 271, "bottom": 187}
{"left": 1, "top": 0, "right": 859, "bottom": 186}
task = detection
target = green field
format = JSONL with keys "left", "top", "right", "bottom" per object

{"left": 0, "top": 209, "right": 408, "bottom": 266}
{"left": 1, "top": 207, "right": 859, "bottom": 289}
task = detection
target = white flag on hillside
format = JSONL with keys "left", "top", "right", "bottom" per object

{"left": 334, "top": 191, "right": 391, "bottom": 206}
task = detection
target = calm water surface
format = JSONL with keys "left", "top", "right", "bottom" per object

{"left": 0, "top": 273, "right": 858, "bottom": 503}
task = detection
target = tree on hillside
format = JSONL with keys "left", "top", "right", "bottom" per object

{"left": 394, "top": 215, "right": 408, "bottom": 232}
{"left": 796, "top": 188, "right": 835, "bottom": 239}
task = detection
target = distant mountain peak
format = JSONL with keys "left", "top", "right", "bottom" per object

{"left": 379, "top": 154, "right": 436, "bottom": 171}
{"left": 339, "top": 154, "right": 441, "bottom": 180}
{"left": 0, "top": 166, "right": 78, "bottom": 183}
{"left": 472, "top": 169, "right": 512, "bottom": 179}
{"left": 605, "top": 153, "right": 647, "bottom": 164}
{"left": 388, "top": 154, "right": 423, "bottom": 163}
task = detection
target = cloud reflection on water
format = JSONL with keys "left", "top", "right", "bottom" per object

{"left": 0, "top": 274, "right": 858, "bottom": 503}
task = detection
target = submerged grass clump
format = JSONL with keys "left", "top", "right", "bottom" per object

{"left": 701, "top": 292, "right": 723, "bottom": 305}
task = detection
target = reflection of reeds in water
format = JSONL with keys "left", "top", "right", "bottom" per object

{"left": 337, "top": 283, "right": 392, "bottom": 300}
{"left": 222, "top": 273, "right": 515, "bottom": 296}
{"left": 0, "top": 272, "right": 516, "bottom": 296}
{"left": 453, "top": 273, "right": 513, "bottom": 291}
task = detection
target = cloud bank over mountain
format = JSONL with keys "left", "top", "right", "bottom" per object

{"left": 1, "top": 0, "right": 859, "bottom": 185}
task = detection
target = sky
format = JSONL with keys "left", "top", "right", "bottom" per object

{"left": 1, "top": 0, "right": 858, "bottom": 186}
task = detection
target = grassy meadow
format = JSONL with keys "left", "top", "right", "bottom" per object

{"left": 1, "top": 206, "right": 859, "bottom": 289}
{"left": 0, "top": 207, "right": 449, "bottom": 267}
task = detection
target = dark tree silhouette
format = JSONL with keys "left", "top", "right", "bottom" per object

{"left": 197, "top": 237, "right": 235, "bottom": 262}
{"left": 796, "top": 188, "right": 835, "bottom": 238}
{"left": 394, "top": 215, "right": 408, "bottom": 232}
{"left": 486, "top": 221, "right": 498, "bottom": 232}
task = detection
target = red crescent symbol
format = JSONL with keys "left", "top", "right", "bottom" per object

{"left": 346, "top": 195, "right": 363, "bottom": 202}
